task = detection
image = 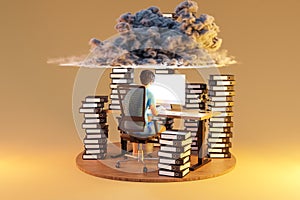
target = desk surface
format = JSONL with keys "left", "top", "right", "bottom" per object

{"left": 157, "top": 110, "right": 217, "bottom": 120}
{"left": 76, "top": 143, "right": 236, "bottom": 182}
{"left": 108, "top": 109, "right": 218, "bottom": 120}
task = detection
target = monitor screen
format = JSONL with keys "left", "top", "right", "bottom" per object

{"left": 149, "top": 74, "right": 186, "bottom": 105}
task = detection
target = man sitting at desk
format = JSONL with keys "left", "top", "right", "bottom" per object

{"left": 131, "top": 70, "right": 166, "bottom": 155}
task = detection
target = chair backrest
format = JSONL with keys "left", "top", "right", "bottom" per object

{"left": 118, "top": 84, "right": 146, "bottom": 132}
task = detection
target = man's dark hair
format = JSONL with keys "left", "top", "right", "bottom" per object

{"left": 140, "top": 70, "right": 155, "bottom": 85}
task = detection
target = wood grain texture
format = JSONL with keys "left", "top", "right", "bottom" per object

{"left": 76, "top": 143, "right": 236, "bottom": 182}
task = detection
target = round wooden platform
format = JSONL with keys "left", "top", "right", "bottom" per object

{"left": 76, "top": 143, "right": 236, "bottom": 182}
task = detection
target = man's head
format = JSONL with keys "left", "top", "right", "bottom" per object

{"left": 140, "top": 70, "right": 155, "bottom": 86}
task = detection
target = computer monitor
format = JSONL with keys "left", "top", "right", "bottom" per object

{"left": 149, "top": 74, "right": 186, "bottom": 106}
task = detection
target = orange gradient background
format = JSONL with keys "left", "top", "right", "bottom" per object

{"left": 1, "top": 0, "right": 300, "bottom": 199}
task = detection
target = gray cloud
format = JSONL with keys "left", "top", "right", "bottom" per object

{"left": 55, "top": 1, "right": 235, "bottom": 67}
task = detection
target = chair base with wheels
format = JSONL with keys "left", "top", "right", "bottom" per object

{"left": 115, "top": 133, "right": 159, "bottom": 173}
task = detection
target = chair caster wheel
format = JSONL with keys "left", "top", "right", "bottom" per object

{"left": 116, "top": 162, "right": 120, "bottom": 168}
{"left": 143, "top": 167, "right": 148, "bottom": 173}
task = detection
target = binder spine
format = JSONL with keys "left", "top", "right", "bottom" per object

{"left": 207, "top": 74, "right": 235, "bottom": 159}
{"left": 109, "top": 68, "right": 134, "bottom": 111}
{"left": 158, "top": 130, "right": 191, "bottom": 178}
{"left": 183, "top": 83, "right": 208, "bottom": 151}
{"left": 80, "top": 96, "right": 109, "bottom": 160}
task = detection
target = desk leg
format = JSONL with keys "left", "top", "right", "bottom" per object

{"left": 190, "top": 119, "right": 211, "bottom": 171}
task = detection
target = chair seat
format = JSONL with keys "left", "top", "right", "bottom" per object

{"left": 120, "top": 120, "right": 158, "bottom": 142}
{"left": 120, "top": 133, "right": 158, "bottom": 144}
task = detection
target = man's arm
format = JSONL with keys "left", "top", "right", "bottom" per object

{"left": 149, "top": 105, "right": 158, "bottom": 116}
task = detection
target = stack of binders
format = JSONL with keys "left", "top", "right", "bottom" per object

{"left": 109, "top": 68, "right": 134, "bottom": 110}
{"left": 80, "top": 96, "right": 109, "bottom": 160}
{"left": 184, "top": 83, "right": 208, "bottom": 151}
{"left": 184, "top": 83, "right": 207, "bottom": 111}
{"left": 158, "top": 130, "right": 192, "bottom": 178}
{"left": 183, "top": 120, "right": 199, "bottom": 151}
{"left": 207, "top": 75, "right": 235, "bottom": 158}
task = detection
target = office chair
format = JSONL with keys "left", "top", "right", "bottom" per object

{"left": 115, "top": 84, "right": 159, "bottom": 173}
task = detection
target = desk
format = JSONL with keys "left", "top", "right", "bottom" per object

{"left": 111, "top": 109, "right": 217, "bottom": 170}
{"left": 157, "top": 110, "right": 214, "bottom": 120}
{"left": 157, "top": 110, "right": 216, "bottom": 170}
